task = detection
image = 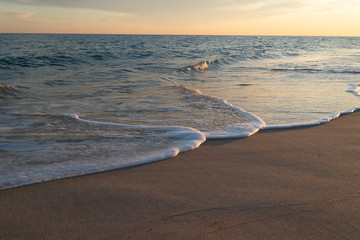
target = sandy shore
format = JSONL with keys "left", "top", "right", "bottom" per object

{"left": 1, "top": 112, "right": 360, "bottom": 239}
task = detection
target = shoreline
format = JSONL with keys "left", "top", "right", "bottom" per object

{"left": 1, "top": 111, "right": 360, "bottom": 239}
{"left": 2, "top": 108, "right": 359, "bottom": 192}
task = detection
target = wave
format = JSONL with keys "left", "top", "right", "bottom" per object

{"left": 329, "top": 70, "right": 360, "bottom": 74}
{"left": 0, "top": 55, "right": 81, "bottom": 69}
{"left": 179, "top": 63, "right": 360, "bottom": 75}
{"left": 179, "top": 59, "right": 360, "bottom": 77}
{"left": 0, "top": 85, "right": 20, "bottom": 99}
{"left": 177, "top": 58, "right": 233, "bottom": 73}
{"left": 263, "top": 107, "right": 360, "bottom": 130}
{"left": 271, "top": 68, "right": 322, "bottom": 72}
{"left": 0, "top": 113, "right": 206, "bottom": 190}
{"left": 178, "top": 61, "right": 209, "bottom": 73}
{"left": 346, "top": 84, "right": 360, "bottom": 96}
{"left": 173, "top": 85, "right": 266, "bottom": 139}
{"left": 0, "top": 51, "right": 119, "bottom": 70}
{"left": 271, "top": 68, "right": 360, "bottom": 74}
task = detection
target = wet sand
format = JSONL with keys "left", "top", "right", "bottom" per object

{"left": 1, "top": 112, "right": 360, "bottom": 239}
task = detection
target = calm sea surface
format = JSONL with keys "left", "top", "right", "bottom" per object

{"left": 1, "top": 34, "right": 360, "bottom": 189}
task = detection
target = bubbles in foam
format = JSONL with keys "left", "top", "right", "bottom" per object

{"left": 0, "top": 113, "right": 206, "bottom": 190}
{"left": 171, "top": 86, "right": 265, "bottom": 139}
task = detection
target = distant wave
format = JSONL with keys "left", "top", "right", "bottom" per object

{"left": 0, "top": 55, "right": 81, "bottom": 69}
{"left": 271, "top": 68, "right": 360, "bottom": 74}
{"left": 0, "top": 51, "right": 119, "bottom": 69}
{"left": 271, "top": 68, "right": 322, "bottom": 72}
{"left": 178, "top": 59, "right": 360, "bottom": 76}
{"left": 329, "top": 70, "right": 360, "bottom": 74}
{"left": 0, "top": 85, "right": 20, "bottom": 99}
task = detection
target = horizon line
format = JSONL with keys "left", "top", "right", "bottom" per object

{"left": 1, "top": 33, "right": 360, "bottom": 38}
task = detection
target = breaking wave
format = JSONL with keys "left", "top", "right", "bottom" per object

{"left": 178, "top": 61, "right": 209, "bottom": 73}
{"left": 178, "top": 59, "right": 232, "bottom": 73}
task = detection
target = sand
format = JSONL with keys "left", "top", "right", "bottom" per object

{"left": 1, "top": 112, "right": 360, "bottom": 239}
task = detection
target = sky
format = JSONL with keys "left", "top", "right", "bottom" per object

{"left": 0, "top": 0, "right": 360, "bottom": 36}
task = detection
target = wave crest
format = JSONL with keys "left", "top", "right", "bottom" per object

{"left": 0, "top": 85, "right": 20, "bottom": 99}
{"left": 178, "top": 61, "right": 209, "bottom": 73}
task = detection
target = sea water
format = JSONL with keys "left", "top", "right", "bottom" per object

{"left": 1, "top": 34, "right": 360, "bottom": 190}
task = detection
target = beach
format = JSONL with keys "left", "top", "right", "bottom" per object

{"left": 2, "top": 35, "right": 360, "bottom": 191}
{"left": 1, "top": 111, "right": 360, "bottom": 239}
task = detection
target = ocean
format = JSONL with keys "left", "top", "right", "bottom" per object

{"left": 1, "top": 34, "right": 360, "bottom": 190}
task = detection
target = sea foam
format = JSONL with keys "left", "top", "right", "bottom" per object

{"left": 263, "top": 107, "right": 360, "bottom": 130}
{"left": 0, "top": 114, "right": 206, "bottom": 190}
{"left": 173, "top": 86, "right": 266, "bottom": 139}
{"left": 346, "top": 84, "right": 360, "bottom": 97}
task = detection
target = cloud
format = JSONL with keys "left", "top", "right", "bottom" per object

{"left": 0, "top": 0, "right": 219, "bottom": 16}
{"left": 213, "top": 0, "right": 311, "bottom": 16}
{"left": 308, "top": 0, "right": 360, "bottom": 12}
{"left": 0, "top": 0, "right": 318, "bottom": 23}
{"left": 0, "top": 0, "right": 185, "bottom": 12}
{"left": 0, "top": 6, "right": 34, "bottom": 21}
{"left": 0, "top": 0, "right": 128, "bottom": 13}
{"left": 2, "top": 0, "right": 360, "bottom": 15}
{"left": 2, "top": 0, "right": 359, "bottom": 29}
{"left": 205, "top": 0, "right": 360, "bottom": 23}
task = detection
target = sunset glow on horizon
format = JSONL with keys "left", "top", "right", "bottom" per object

{"left": 1, "top": 0, "right": 360, "bottom": 36}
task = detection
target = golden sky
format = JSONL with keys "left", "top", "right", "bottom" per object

{"left": 1, "top": 0, "right": 360, "bottom": 36}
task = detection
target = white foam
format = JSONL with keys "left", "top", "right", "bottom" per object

{"left": 205, "top": 99, "right": 266, "bottom": 139}
{"left": 346, "top": 84, "right": 360, "bottom": 97}
{"left": 193, "top": 61, "right": 208, "bottom": 71}
{"left": 263, "top": 107, "right": 360, "bottom": 130}
{"left": 3, "top": 106, "right": 360, "bottom": 191}
{"left": 205, "top": 123, "right": 262, "bottom": 139}
{"left": 69, "top": 114, "right": 204, "bottom": 134}
{"left": 0, "top": 114, "right": 206, "bottom": 190}
{"left": 179, "top": 61, "right": 209, "bottom": 73}
{"left": 176, "top": 86, "right": 266, "bottom": 139}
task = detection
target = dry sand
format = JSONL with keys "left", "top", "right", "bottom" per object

{"left": 1, "top": 112, "right": 360, "bottom": 239}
